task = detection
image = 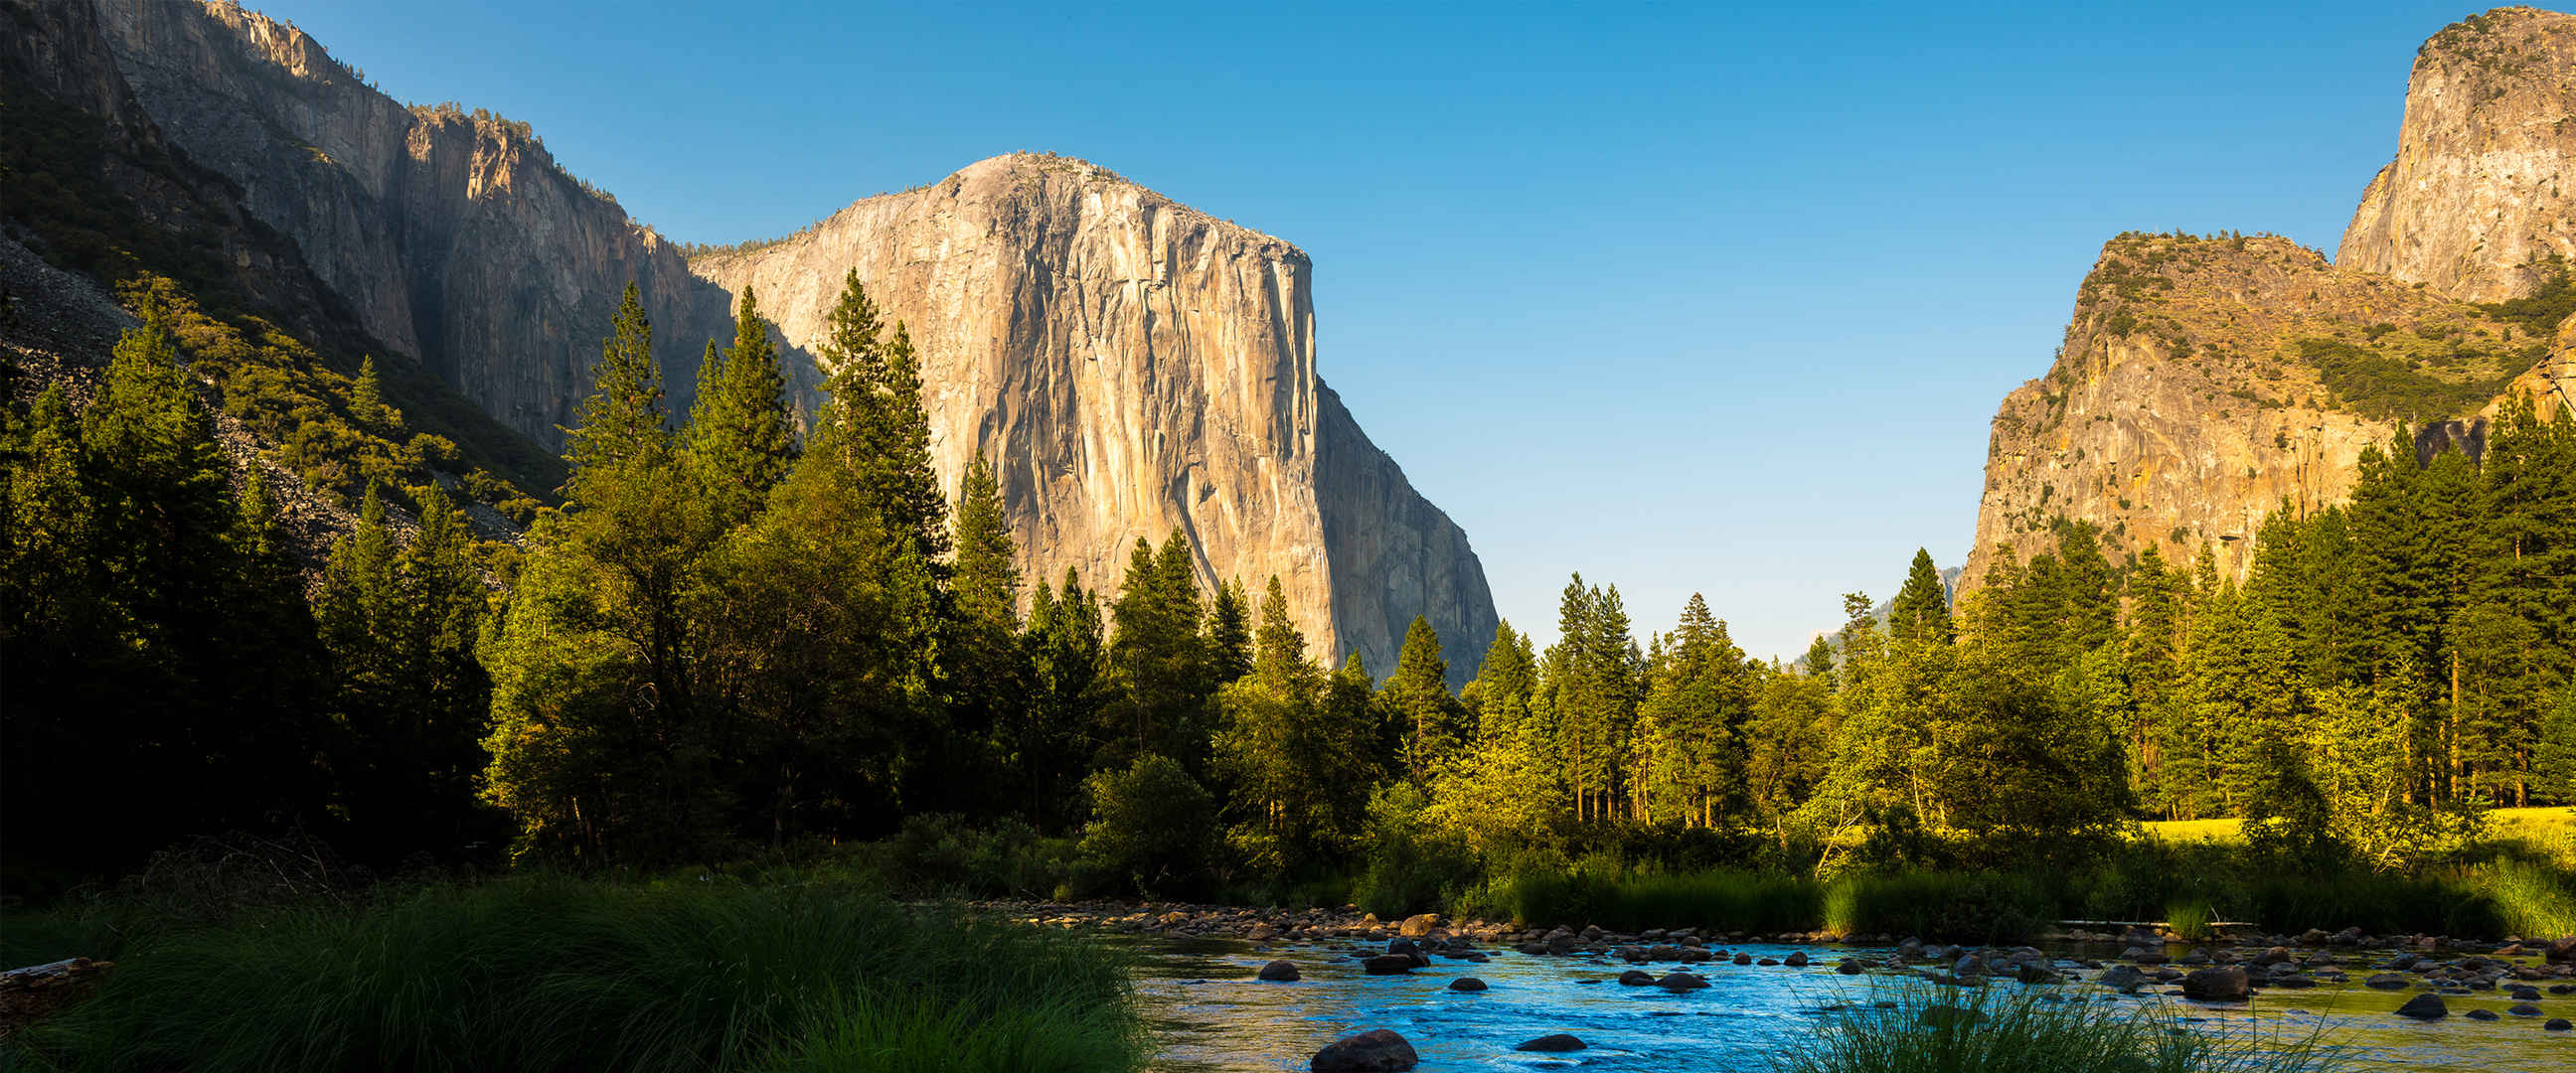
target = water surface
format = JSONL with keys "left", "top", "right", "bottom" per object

{"left": 1122, "top": 936, "right": 2571, "bottom": 1071}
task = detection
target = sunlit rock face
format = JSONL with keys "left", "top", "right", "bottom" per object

{"left": 2340, "top": 7, "right": 2576, "bottom": 303}
{"left": 693, "top": 155, "right": 1497, "bottom": 683}
{"left": 75, "top": 1, "right": 1495, "bottom": 679}
{"left": 1966, "top": 7, "right": 2576, "bottom": 591}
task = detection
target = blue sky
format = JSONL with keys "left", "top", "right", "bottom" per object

{"left": 271, "top": 1, "right": 2476, "bottom": 661}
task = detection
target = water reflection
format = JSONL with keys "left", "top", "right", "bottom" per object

{"left": 1118, "top": 937, "right": 2568, "bottom": 1072}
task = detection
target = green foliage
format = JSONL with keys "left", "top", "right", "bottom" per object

{"left": 1770, "top": 985, "right": 2336, "bottom": 1073}
{"left": 6, "top": 877, "right": 1141, "bottom": 1073}
{"left": 2471, "top": 257, "right": 2576, "bottom": 337}
{"left": 2294, "top": 336, "right": 2521, "bottom": 421}
{"left": 2, "top": 312, "right": 335, "bottom": 885}
{"left": 1077, "top": 755, "right": 1215, "bottom": 897}
{"left": 0, "top": 76, "right": 557, "bottom": 511}
{"left": 2163, "top": 897, "right": 2215, "bottom": 941}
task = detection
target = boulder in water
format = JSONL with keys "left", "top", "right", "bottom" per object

{"left": 1311, "top": 1028, "right": 1417, "bottom": 1072}
{"left": 2181, "top": 966, "right": 2250, "bottom": 1001}
{"left": 1516, "top": 1033, "right": 1586, "bottom": 1052}
{"left": 2395, "top": 994, "right": 2448, "bottom": 1020}
{"left": 1257, "top": 960, "right": 1300, "bottom": 982}
{"left": 1448, "top": 977, "right": 1487, "bottom": 992}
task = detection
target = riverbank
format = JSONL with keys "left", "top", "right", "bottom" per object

{"left": 0, "top": 876, "right": 1144, "bottom": 1072}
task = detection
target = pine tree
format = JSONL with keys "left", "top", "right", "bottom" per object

{"left": 564, "top": 282, "right": 667, "bottom": 484}
{"left": 350, "top": 355, "right": 389, "bottom": 428}
{"left": 1026, "top": 568, "right": 1108, "bottom": 827}
{"left": 1207, "top": 579, "right": 1254, "bottom": 686}
{"left": 1888, "top": 548, "right": 1953, "bottom": 644}
{"left": 1802, "top": 634, "right": 1839, "bottom": 690}
{"left": 684, "top": 287, "right": 797, "bottom": 526}
{"left": 1384, "top": 615, "right": 1462, "bottom": 787}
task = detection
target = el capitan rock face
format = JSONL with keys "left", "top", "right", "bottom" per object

{"left": 691, "top": 156, "right": 1497, "bottom": 681}
{"left": 2340, "top": 7, "right": 2576, "bottom": 302}
{"left": 62, "top": 1, "right": 1494, "bottom": 679}
{"left": 1966, "top": 8, "right": 2575, "bottom": 590}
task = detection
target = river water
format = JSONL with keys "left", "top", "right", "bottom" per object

{"left": 1122, "top": 936, "right": 2570, "bottom": 1071}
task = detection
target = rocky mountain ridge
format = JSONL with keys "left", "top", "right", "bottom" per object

{"left": 81, "top": 0, "right": 793, "bottom": 452}
{"left": 1965, "top": 7, "right": 2576, "bottom": 590}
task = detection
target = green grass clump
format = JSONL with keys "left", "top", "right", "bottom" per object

{"left": 5, "top": 876, "right": 1140, "bottom": 1073}
{"left": 1771, "top": 986, "right": 2340, "bottom": 1073}
{"left": 2164, "top": 898, "right": 2215, "bottom": 941}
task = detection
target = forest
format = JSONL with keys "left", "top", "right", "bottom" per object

{"left": 5, "top": 272, "right": 2573, "bottom": 926}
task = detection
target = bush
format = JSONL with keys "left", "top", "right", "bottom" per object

{"left": 871, "top": 815, "right": 1073, "bottom": 898}
{"left": 1351, "top": 784, "right": 1474, "bottom": 918}
{"left": 1076, "top": 755, "right": 1214, "bottom": 898}
{"left": 6, "top": 876, "right": 1140, "bottom": 1072}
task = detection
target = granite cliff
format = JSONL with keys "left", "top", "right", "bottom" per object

{"left": 44, "top": 0, "right": 1494, "bottom": 681}
{"left": 691, "top": 156, "right": 1497, "bottom": 681}
{"left": 81, "top": 0, "right": 781, "bottom": 450}
{"left": 2340, "top": 7, "right": 2576, "bottom": 302}
{"left": 1965, "top": 7, "right": 2576, "bottom": 590}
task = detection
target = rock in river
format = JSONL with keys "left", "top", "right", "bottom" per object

{"left": 2181, "top": 966, "right": 2250, "bottom": 1001}
{"left": 1448, "top": 977, "right": 1487, "bottom": 993}
{"left": 1362, "top": 955, "right": 1415, "bottom": 976}
{"left": 1312, "top": 1028, "right": 1417, "bottom": 1072}
{"left": 1516, "top": 1033, "right": 1587, "bottom": 1052}
{"left": 1618, "top": 970, "right": 1657, "bottom": 987}
{"left": 1258, "top": 960, "right": 1301, "bottom": 982}
{"left": 2395, "top": 994, "right": 2449, "bottom": 1020}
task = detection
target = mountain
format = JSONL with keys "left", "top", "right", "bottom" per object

{"left": 78, "top": 0, "right": 782, "bottom": 451}
{"left": 1964, "top": 6, "right": 2576, "bottom": 590}
{"left": 690, "top": 155, "right": 1497, "bottom": 682}
{"left": 24, "top": 0, "right": 1497, "bottom": 682}
{"left": 2340, "top": 8, "right": 2576, "bottom": 302}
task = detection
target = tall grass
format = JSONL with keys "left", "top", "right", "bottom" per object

{"left": 1771, "top": 986, "right": 2340, "bottom": 1073}
{"left": 6, "top": 876, "right": 1140, "bottom": 1073}
{"left": 2476, "top": 858, "right": 2576, "bottom": 938}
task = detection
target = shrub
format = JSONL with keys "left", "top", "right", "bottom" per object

{"left": 1076, "top": 755, "right": 1214, "bottom": 898}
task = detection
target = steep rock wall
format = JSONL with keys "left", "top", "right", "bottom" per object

{"left": 2339, "top": 6, "right": 2576, "bottom": 301}
{"left": 1969, "top": 7, "right": 2576, "bottom": 591}
{"left": 82, "top": 0, "right": 781, "bottom": 448}
{"left": 692, "top": 155, "right": 1496, "bottom": 681}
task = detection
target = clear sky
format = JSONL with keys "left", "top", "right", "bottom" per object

{"left": 267, "top": 0, "right": 2481, "bottom": 662}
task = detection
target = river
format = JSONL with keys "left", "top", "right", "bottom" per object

{"left": 1122, "top": 936, "right": 2571, "bottom": 1071}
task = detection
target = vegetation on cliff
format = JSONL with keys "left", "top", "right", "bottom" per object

{"left": 0, "top": 63, "right": 562, "bottom": 515}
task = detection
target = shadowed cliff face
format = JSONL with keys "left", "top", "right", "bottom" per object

{"left": 2340, "top": 7, "right": 2576, "bottom": 303}
{"left": 1965, "top": 7, "right": 2576, "bottom": 592}
{"left": 691, "top": 155, "right": 1496, "bottom": 683}
{"left": 83, "top": 0, "right": 806, "bottom": 449}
